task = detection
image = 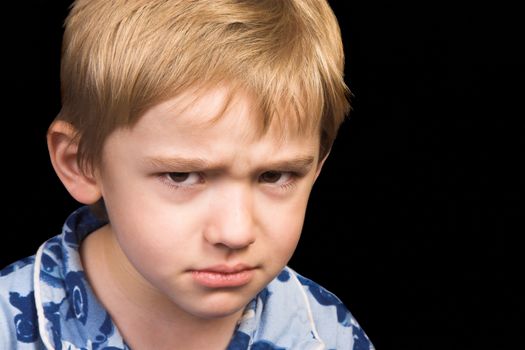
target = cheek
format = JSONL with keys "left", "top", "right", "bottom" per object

{"left": 260, "top": 190, "right": 311, "bottom": 255}
{"left": 103, "top": 174, "right": 197, "bottom": 243}
{"left": 104, "top": 192, "right": 200, "bottom": 275}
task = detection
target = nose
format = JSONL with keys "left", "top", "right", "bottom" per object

{"left": 204, "top": 184, "right": 256, "bottom": 250}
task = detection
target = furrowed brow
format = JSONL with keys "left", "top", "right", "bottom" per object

{"left": 144, "top": 155, "right": 316, "bottom": 173}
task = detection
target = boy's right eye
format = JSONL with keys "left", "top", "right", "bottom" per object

{"left": 161, "top": 172, "right": 203, "bottom": 188}
{"left": 168, "top": 172, "right": 191, "bottom": 182}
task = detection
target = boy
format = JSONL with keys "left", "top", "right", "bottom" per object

{"left": 0, "top": 0, "right": 375, "bottom": 349}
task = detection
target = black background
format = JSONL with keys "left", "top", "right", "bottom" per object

{"left": 1, "top": 1, "right": 523, "bottom": 349}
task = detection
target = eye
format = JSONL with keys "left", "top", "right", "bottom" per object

{"left": 259, "top": 171, "right": 294, "bottom": 185}
{"left": 163, "top": 172, "right": 203, "bottom": 187}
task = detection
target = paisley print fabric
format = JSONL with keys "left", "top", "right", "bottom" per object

{"left": 0, "top": 206, "right": 374, "bottom": 349}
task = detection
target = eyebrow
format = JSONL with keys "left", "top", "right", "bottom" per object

{"left": 144, "top": 155, "right": 316, "bottom": 173}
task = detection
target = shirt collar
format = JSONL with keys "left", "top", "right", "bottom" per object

{"left": 34, "top": 206, "right": 129, "bottom": 349}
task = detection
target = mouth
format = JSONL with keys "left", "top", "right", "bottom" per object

{"left": 190, "top": 264, "right": 256, "bottom": 288}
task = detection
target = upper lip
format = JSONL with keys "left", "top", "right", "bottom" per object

{"left": 192, "top": 264, "right": 255, "bottom": 273}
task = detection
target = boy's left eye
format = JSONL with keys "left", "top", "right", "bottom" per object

{"left": 259, "top": 171, "right": 293, "bottom": 185}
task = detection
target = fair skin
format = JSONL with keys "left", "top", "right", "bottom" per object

{"left": 48, "top": 85, "right": 327, "bottom": 349}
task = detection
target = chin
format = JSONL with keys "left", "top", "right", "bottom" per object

{"left": 189, "top": 303, "right": 246, "bottom": 320}
{"left": 186, "top": 291, "right": 252, "bottom": 319}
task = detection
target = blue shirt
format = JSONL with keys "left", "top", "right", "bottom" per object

{"left": 0, "top": 206, "right": 374, "bottom": 349}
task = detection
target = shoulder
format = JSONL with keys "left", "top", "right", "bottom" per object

{"left": 0, "top": 255, "right": 37, "bottom": 306}
{"left": 267, "top": 267, "right": 375, "bottom": 350}
{"left": 0, "top": 256, "right": 42, "bottom": 349}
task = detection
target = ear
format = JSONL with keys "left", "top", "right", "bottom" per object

{"left": 314, "top": 149, "right": 331, "bottom": 181}
{"left": 47, "top": 120, "right": 102, "bottom": 204}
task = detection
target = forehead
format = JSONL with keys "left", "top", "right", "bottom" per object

{"left": 135, "top": 84, "right": 319, "bottom": 147}
{"left": 105, "top": 84, "right": 321, "bottom": 166}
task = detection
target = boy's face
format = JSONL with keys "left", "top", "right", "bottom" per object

{"left": 95, "top": 85, "right": 324, "bottom": 320}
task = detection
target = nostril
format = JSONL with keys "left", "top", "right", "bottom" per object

{"left": 203, "top": 221, "right": 256, "bottom": 250}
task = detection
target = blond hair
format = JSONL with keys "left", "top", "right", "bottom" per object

{"left": 56, "top": 0, "right": 350, "bottom": 173}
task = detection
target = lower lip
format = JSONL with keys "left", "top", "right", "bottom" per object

{"left": 191, "top": 269, "right": 255, "bottom": 288}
